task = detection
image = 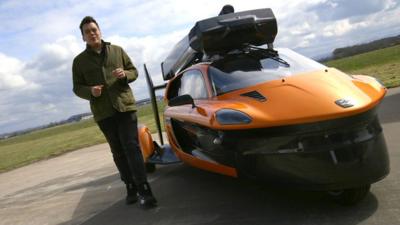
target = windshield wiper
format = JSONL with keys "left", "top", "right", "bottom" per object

{"left": 247, "top": 45, "right": 290, "bottom": 67}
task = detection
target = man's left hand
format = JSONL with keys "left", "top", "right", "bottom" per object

{"left": 112, "top": 68, "right": 126, "bottom": 79}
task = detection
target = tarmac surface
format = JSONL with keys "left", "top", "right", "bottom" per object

{"left": 1, "top": 87, "right": 400, "bottom": 225}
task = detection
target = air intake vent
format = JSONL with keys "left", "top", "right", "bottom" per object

{"left": 240, "top": 91, "right": 267, "bottom": 102}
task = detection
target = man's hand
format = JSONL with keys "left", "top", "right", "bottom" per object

{"left": 91, "top": 85, "right": 104, "bottom": 97}
{"left": 112, "top": 68, "right": 126, "bottom": 79}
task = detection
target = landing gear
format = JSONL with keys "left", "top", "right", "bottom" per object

{"left": 328, "top": 184, "right": 371, "bottom": 205}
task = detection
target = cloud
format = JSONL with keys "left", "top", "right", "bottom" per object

{"left": 275, "top": 0, "right": 400, "bottom": 58}
{"left": 98, "top": 0, "right": 285, "bottom": 37}
{"left": 308, "top": 0, "right": 398, "bottom": 21}
{"left": 322, "top": 19, "right": 358, "bottom": 37}
{"left": 108, "top": 30, "right": 188, "bottom": 84}
{"left": 0, "top": 36, "right": 87, "bottom": 133}
{"left": 31, "top": 36, "right": 80, "bottom": 71}
{"left": 0, "top": 53, "right": 38, "bottom": 90}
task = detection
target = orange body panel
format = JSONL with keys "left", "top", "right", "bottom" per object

{"left": 138, "top": 125, "right": 155, "bottom": 162}
{"left": 165, "top": 67, "right": 386, "bottom": 130}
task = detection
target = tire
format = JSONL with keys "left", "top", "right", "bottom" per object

{"left": 328, "top": 184, "right": 371, "bottom": 206}
{"left": 145, "top": 162, "right": 156, "bottom": 173}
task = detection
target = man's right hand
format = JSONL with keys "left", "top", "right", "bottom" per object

{"left": 91, "top": 85, "right": 104, "bottom": 97}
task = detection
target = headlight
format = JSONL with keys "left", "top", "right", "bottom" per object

{"left": 215, "top": 109, "right": 252, "bottom": 125}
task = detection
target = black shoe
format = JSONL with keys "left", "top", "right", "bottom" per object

{"left": 138, "top": 194, "right": 157, "bottom": 209}
{"left": 126, "top": 195, "right": 138, "bottom": 205}
{"left": 125, "top": 183, "right": 138, "bottom": 205}
{"left": 138, "top": 182, "right": 157, "bottom": 209}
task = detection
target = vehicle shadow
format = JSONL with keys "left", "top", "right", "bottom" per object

{"left": 379, "top": 92, "right": 400, "bottom": 124}
{"left": 63, "top": 164, "right": 379, "bottom": 225}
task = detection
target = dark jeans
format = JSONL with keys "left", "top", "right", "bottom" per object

{"left": 97, "top": 111, "right": 147, "bottom": 186}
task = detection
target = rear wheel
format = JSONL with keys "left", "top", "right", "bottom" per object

{"left": 328, "top": 184, "right": 371, "bottom": 205}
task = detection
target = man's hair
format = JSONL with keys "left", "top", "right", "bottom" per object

{"left": 79, "top": 16, "right": 99, "bottom": 35}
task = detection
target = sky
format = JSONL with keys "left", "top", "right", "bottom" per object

{"left": 0, "top": 0, "right": 399, "bottom": 134}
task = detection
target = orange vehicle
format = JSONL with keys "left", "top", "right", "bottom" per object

{"left": 139, "top": 6, "right": 389, "bottom": 205}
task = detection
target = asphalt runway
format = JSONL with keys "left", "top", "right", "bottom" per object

{"left": 0, "top": 87, "right": 399, "bottom": 225}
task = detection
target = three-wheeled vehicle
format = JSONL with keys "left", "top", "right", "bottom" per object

{"left": 138, "top": 6, "right": 390, "bottom": 205}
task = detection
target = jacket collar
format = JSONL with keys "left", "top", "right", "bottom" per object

{"left": 85, "top": 40, "right": 111, "bottom": 54}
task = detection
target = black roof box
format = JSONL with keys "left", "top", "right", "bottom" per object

{"left": 161, "top": 8, "right": 277, "bottom": 80}
{"left": 189, "top": 8, "right": 277, "bottom": 54}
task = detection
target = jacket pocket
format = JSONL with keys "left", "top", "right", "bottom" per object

{"left": 121, "top": 90, "right": 134, "bottom": 105}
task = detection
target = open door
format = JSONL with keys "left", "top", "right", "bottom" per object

{"left": 142, "top": 64, "right": 181, "bottom": 165}
{"left": 143, "top": 64, "right": 166, "bottom": 145}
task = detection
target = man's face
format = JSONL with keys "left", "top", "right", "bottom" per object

{"left": 82, "top": 22, "right": 102, "bottom": 48}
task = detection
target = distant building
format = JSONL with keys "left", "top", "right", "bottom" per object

{"left": 67, "top": 112, "right": 93, "bottom": 122}
{"left": 136, "top": 98, "right": 151, "bottom": 106}
{"left": 81, "top": 115, "right": 93, "bottom": 120}
{"left": 136, "top": 96, "right": 163, "bottom": 106}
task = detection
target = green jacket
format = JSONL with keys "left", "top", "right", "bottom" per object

{"left": 72, "top": 41, "right": 138, "bottom": 122}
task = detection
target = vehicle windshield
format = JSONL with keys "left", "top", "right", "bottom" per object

{"left": 209, "top": 48, "right": 326, "bottom": 95}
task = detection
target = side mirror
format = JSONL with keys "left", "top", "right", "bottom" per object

{"left": 168, "top": 94, "right": 196, "bottom": 108}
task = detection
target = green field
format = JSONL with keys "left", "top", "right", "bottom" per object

{"left": 325, "top": 45, "right": 400, "bottom": 88}
{"left": 0, "top": 102, "right": 165, "bottom": 172}
{"left": 1, "top": 45, "right": 400, "bottom": 173}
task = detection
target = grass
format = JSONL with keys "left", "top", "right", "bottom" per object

{"left": 0, "top": 102, "right": 165, "bottom": 172}
{"left": 1, "top": 45, "right": 400, "bottom": 173}
{"left": 324, "top": 45, "right": 400, "bottom": 88}
{"left": 137, "top": 101, "right": 166, "bottom": 134}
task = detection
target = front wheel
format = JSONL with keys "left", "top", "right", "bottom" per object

{"left": 327, "top": 184, "right": 371, "bottom": 205}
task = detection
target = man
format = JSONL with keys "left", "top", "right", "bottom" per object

{"left": 72, "top": 16, "right": 157, "bottom": 208}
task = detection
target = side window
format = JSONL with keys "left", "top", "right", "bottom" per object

{"left": 178, "top": 70, "right": 208, "bottom": 99}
